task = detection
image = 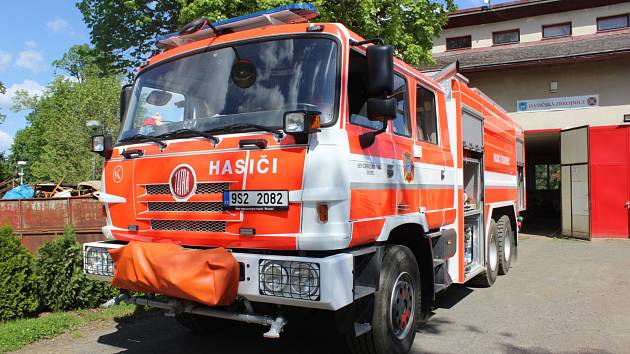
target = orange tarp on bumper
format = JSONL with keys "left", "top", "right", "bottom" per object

{"left": 109, "top": 242, "right": 240, "bottom": 307}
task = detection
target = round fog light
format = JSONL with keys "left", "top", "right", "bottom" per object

{"left": 290, "top": 263, "right": 319, "bottom": 297}
{"left": 262, "top": 262, "right": 289, "bottom": 293}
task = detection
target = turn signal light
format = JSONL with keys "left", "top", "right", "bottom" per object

{"left": 309, "top": 114, "right": 321, "bottom": 130}
{"left": 317, "top": 203, "right": 328, "bottom": 223}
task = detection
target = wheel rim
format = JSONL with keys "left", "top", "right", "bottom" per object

{"left": 389, "top": 272, "right": 415, "bottom": 340}
{"left": 504, "top": 232, "right": 511, "bottom": 262}
{"left": 489, "top": 235, "right": 498, "bottom": 272}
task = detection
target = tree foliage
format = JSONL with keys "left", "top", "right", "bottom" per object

{"left": 52, "top": 44, "right": 119, "bottom": 83}
{"left": 9, "top": 75, "right": 120, "bottom": 184}
{"left": 35, "top": 226, "right": 119, "bottom": 311}
{"left": 0, "top": 81, "right": 6, "bottom": 123}
{"left": 0, "top": 227, "right": 39, "bottom": 321}
{"left": 77, "top": 0, "right": 455, "bottom": 72}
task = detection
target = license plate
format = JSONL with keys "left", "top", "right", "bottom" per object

{"left": 223, "top": 190, "right": 289, "bottom": 211}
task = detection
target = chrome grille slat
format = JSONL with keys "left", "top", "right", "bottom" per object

{"left": 146, "top": 202, "right": 224, "bottom": 213}
{"left": 144, "top": 182, "right": 230, "bottom": 195}
{"left": 150, "top": 220, "right": 227, "bottom": 232}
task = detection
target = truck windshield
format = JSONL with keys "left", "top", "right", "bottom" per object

{"left": 118, "top": 37, "right": 338, "bottom": 143}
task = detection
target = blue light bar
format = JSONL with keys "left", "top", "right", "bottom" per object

{"left": 157, "top": 3, "right": 319, "bottom": 49}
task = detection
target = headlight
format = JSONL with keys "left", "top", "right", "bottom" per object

{"left": 259, "top": 260, "right": 320, "bottom": 301}
{"left": 83, "top": 247, "right": 114, "bottom": 277}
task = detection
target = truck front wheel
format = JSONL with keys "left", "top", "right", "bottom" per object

{"left": 347, "top": 245, "right": 420, "bottom": 354}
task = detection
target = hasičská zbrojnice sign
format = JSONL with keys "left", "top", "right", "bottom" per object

{"left": 517, "top": 95, "right": 599, "bottom": 112}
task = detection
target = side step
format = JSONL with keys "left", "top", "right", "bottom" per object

{"left": 354, "top": 322, "right": 372, "bottom": 337}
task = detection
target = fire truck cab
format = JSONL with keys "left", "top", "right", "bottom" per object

{"left": 84, "top": 5, "right": 525, "bottom": 354}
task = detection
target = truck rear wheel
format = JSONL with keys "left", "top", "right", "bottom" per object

{"left": 175, "top": 313, "right": 235, "bottom": 334}
{"left": 471, "top": 219, "right": 499, "bottom": 287}
{"left": 347, "top": 245, "right": 420, "bottom": 354}
{"left": 497, "top": 215, "right": 514, "bottom": 275}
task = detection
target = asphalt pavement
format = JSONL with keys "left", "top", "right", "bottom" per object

{"left": 14, "top": 234, "right": 630, "bottom": 354}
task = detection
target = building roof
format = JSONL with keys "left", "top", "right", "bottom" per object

{"left": 426, "top": 30, "right": 630, "bottom": 72}
{"left": 446, "top": 0, "right": 629, "bottom": 28}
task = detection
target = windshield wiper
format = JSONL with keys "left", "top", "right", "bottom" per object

{"left": 118, "top": 134, "right": 167, "bottom": 149}
{"left": 206, "top": 123, "right": 284, "bottom": 138}
{"left": 155, "top": 128, "right": 219, "bottom": 145}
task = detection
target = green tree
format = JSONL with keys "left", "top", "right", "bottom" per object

{"left": 0, "top": 226, "right": 39, "bottom": 321}
{"left": 0, "top": 81, "right": 6, "bottom": 123}
{"left": 52, "top": 44, "right": 119, "bottom": 83}
{"left": 35, "top": 226, "right": 118, "bottom": 311}
{"left": 77, "top": 0, "right": 455, "bottom": 72}
{"left": 10, "top": 76, "right": 121, "bottom": 184}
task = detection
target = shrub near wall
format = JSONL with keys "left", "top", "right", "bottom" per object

{"left": 35, "top": 226, "right": 118, "bottom": 311}
{"left": 0, "top": 227, "right": 39, "bottom": 321}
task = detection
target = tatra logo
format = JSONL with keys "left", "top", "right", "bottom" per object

{"left": 403, "top": 152, "right": 414, "bottom": 183}
{"left": 209, "top": 156, "right": 278, "bottom": 175}
{"left": 170, "top": 165, "right": 196, "bottom": 201}
{"left": 112, "top": 165, "right": 123, "bottom": 184}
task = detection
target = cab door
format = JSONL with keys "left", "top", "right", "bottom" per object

{"left": 389, "top": 73, "right": 415, "bottom": 215}
{"left": 413, "top": 82, "right": 452, "bottom": 229}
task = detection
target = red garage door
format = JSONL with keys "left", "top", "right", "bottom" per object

{"left": 590, "top": 126, "right": 630, "bottom": 238}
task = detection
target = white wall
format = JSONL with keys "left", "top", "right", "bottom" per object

{"left": 433, "top": 3, "right": 630, "bottom": 53}
{"left": 464, "top": 57, "right": 630, "bottom": 131}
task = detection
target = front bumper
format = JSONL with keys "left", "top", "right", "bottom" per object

{"left": 83, "top": 241, "right": 354, "bottom": 311}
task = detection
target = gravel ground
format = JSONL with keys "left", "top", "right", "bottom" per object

{"left": 14, "top": 234, "right": 630, "bottom": 354}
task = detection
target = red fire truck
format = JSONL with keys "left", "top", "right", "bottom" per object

{"left": 84, "top": 4, "right": 525, "bottom": 353}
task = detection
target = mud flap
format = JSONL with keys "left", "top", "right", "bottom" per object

{"left": 109, "top": 242, "right": 240, "bottom": 306}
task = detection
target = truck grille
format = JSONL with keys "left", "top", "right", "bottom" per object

{"left": 150, "top": 220, "right": 227, "bottom": 232}
{"left": 147, "top": 202, "right": 224, "bottom": 213}
{"left": 145, "top": 182, "right": 230, "bottom": 195}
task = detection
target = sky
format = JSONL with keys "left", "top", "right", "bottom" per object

{"left": 0, "top": 0, "right": 510, "bottom": 154}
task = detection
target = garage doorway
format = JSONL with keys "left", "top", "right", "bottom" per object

{"left": 523, "top": 131, "right": 562, "bottom": 236}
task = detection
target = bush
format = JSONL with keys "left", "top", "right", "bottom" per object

{"left": 35, "top": 226, "right": 118, "bottom": 311}
{"left": 0, "top": 226, "right": 39, "bottom": 321}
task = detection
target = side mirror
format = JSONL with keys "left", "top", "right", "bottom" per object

{"left": 367, "top": 98, "right": 397, "bottom": 122}
{"left": 92, "top": 135, "right": 113, "bottom": 160}
{"left": 119, "top": 84, "right": 133, "bottom": 122}
{"left": 367, "top": 45, "right": 394, "bottom": 97}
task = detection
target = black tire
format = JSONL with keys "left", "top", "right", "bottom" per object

{"left": 471, "top": 219, "right": 499, "bottom": 287}
{"left": 497, "top": 215, "right": 514, "bottom": 275}
{"left": 175, "top": 313, "right": 235, "bottom": 334}
{"left": 346, "top": 245, "right": 421, "bottom": 354}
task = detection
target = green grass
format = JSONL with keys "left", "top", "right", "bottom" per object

{"left": 0, "top": 304, "right": 138, "bottom": 353}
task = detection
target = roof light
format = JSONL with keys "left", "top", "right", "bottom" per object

{"left": 157, "top": 4, "right": 319, "bottom": 50}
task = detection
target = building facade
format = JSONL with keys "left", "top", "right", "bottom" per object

{"left": 428, "top": 0, "right": 630, "bottom": 239}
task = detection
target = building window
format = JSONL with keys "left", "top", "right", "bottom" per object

{"left": 535, "top": 164, "right": 561, "bottom": 190}
{"left": 416, "top": 86, "right": 438, "bottom": 144}
{"left": 493, "top": 29, "right": 520, "bottom": 45}
{"left": 542, "top": 23, "right": 572, "bottom": 38}
{"left": 446, "top": 36, "right": 472, "bottom": 50}
{"left": 597, "top": 15, "right": 629, "bottom": 31}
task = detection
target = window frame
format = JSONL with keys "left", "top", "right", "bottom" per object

{"left": 445, "top": 35, "right": 472, "bottom": 51}
{"left": 542, "top": 22, "right": 572, "bottom": 39}
{"left": 391, "top": 74, "right": 411, "bottom": 138}
{"left": 415, "top": 83, "right": 440, "bottom": 146}
{"left": 534, "top": 163, "right": 561, "bottom": 190}
{"left": 492, "top": 29, "right": 520, "bottom": 45}
{"left": 597, "top": 14, "right": 629, "bottom": 32}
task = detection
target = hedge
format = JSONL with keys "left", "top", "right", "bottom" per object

{"left": 35, "top": 226, "right": 119, "bottom": 312}
{"left": 0, "top": 226, "right": 39, "bottom": 321}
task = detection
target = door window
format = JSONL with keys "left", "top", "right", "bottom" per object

{"left": 391, "top": 75, "right": 410, "bottom": 137}
{"left": 416, "top": 86, "right": 438, "bottom": 144}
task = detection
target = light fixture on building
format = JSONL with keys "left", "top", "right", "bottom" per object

{"left": 549, "top": 81, "right": 558, "bottom": 93}
{"left": 624, "top": 114, "right": 630, "bottom": 123}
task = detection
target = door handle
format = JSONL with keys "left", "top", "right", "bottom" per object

{"left": 625, "top": 201, "right": 630, "bottom": 209}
